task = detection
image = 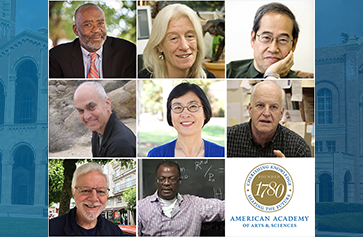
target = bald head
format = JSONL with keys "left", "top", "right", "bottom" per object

{"left": 250, "top": 81, "right": 285, "bottom": 109}
{"left": 74, "top": 82, "right": 111, "bottom": 135}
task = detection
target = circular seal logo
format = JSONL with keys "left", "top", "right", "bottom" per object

{"left": 245, "top": 163, "right": 293, "bottom": 213}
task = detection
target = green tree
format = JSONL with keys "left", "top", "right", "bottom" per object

{"left": 49, "top": 159, "right": 65, "bottom": 205}
{"left": 49, "top": 158, "right": 135, "bottom": 216}
{"left": 121, "top": 187, "right": 136, "bottom": 222}
{"left": 121, "top": 187, "right": 136, "bottom": 211}
{"left": 141, "top": 80, "right": 163, "bottom": 114}
{"left": 49, "top": 1, "right": 136, "bottom": 46}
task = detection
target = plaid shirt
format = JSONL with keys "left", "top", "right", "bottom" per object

{"left": 227, "top": 120, "right": 312, "bottom": 157}
{"left": 138, "top": 192, "right": 225, "bottom": 236}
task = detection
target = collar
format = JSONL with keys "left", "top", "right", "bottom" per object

{"left": 150, "top": 191, "right": 183, "bottom": 204}
{"left": 246, "top": 60, "right": 264, "bottom": 78}
{"left": 64, "top": 206, "right": 104, "bottom": 235}
{"left": 81, "top": 45, "right": 103, "bottom": 58}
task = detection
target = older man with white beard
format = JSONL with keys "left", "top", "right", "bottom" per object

{"left": 49, "top": 162, "right": 124, "bottom": 236}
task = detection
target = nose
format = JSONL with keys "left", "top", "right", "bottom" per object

{"left": 178, "top": 37, "right": 189, "bottom": 50}
{"left": 88, "top": 189, "right": 99, "bottom": 202}
{"left": 262, "top": 106, "right": 271, "bottom": 116}
{"left": 84, "top": 110, "right": 92, "bottom": 121}
{"left": 268, "top": 38, "right": 279, "bottom": 53}
{"left": 180, "top": 108, "right": 191, "bottom": 117}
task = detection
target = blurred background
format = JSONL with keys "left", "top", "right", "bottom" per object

{"left": 138, "top": 80, "right": 226, "bottom": 157}
{"left": 49, "top": 0, "right": 136, "bottom": 48}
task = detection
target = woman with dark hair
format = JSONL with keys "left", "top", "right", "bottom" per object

{"left": 147, "top": 82, "right": 224, "bottom": 157}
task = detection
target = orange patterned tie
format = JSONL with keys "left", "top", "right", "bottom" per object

{"left": 87, "top": 53, "right": 100, "bottom": 78}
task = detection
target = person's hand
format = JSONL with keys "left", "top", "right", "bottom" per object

{"left": 273, "top": 150, "right": 286, "bottom": 158}
{"left": 265, "top": 51, "right": 294, "bottom": 78}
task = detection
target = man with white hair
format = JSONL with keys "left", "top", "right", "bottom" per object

{"left": 227, "top": 81, "right": 311, "bottom": 157}
{"left": 74, "top": 81, "right": 136, "bottom": 157}
{"left": 49, "top": 162, "right": 124, "bottom": 235}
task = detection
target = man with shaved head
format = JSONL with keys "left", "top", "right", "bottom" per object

{"left": 74, "top": 81, "right": 136, "bottom": 157}
{"left": 50, "top": 3, "right": 136, "bottom": 78}
{"left": 227, "top": 81, "right": 311, "bottom": 157}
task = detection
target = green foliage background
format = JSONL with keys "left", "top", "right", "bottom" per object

{"left": 49, "top": 0, "right": 136, "bottom": 46}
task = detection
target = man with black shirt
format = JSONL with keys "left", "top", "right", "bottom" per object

{"left": 74, "top": 81, "right": 136, "bottom": 157}
{"left": 49, "top": 162, "right": 124, "bottom": 235}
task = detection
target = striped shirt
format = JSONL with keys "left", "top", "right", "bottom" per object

{"left": 138, "top": 192, "right": 225, "bottom": 236}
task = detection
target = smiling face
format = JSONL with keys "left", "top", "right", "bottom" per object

{"left": 156, "top": 165, "right": 181, "bottom": 200}
{"left": 251, "top": 12, "right": 297, "bottom": 73}
{"left": 249, "top": 82, "right": 284, "bottom": 140}
{"left": 74, "top": 84, "right": 111, "bottom": 135}
{"left": 171, "top": 91, "right": 205, "bottom": 138}
{"left": 157, "top": 16, "right": 197, "bottom": 77}
{"left": 72, "top": 171, "right": 107, "bottom": 223}
{"left": 73, "top": 5, "right": 107, "bottom": 52}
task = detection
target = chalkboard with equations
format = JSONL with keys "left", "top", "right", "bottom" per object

{"left": 138, "top": 159, "right": 225, "bottom": 236}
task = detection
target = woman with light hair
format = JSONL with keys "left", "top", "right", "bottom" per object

{"left": 138, "top": 4, "right": 215, "bottom": 78}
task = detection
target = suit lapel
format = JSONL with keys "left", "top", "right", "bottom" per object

{"left": 102, "top": 37, "right": 113, "bottom": 78}
{"left": 70, "top": 39, "right": 85, "bottom": 78}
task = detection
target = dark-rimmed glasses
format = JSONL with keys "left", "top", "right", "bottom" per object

{"left": 156, "top": 177, "right": 181, "bottom": 184}
{"left": 171, "top": 103, "right": 202, "bottom": 114}
{"left": 75, "top": 186, "right": 109, "bottom": 196}
{"left": 257, "top": 33, "right": 293, "bottom": 46}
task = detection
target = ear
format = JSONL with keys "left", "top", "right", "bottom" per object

{"left": 73, "top": 24, "right": 79, "bottom": 36}
{"left": 280, "top": 107, "right": 285, "bottom": 120}
{"left": 248, "top": 103, "right": 252, "bottom": 117}
{"left": 105, "top": 97, "right": 111, "bottom": 110}
{"left": 250, "top": 31, "right": 256, "bottom": 49}
{"left": 156, "top": 44, "right": 163, "bottom": 53}
{"left": 292, "top": 38, "right": 298, "bottom": 52}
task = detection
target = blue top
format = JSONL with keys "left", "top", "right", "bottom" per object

{"left": 147, "top": 139, "right": 225, "bottom": 157}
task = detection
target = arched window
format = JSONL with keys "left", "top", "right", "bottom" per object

{"left": 319, "top": 173, "right": 333, "bottom": 202}
{"left": 14, "top": 60, "right": 38, "bottom": 124}
{"left": 344, "top": 171, "right": 352, "bottom": 202}
{"left": 0, "top": 151, "right": 2, "bottom": 203}
{"left": 11, "top": 145, "right": 35, "bottom": 205}
{"left": 317, "top": 88, "right": 332, "bottom": 124}
{"left": 0, "top": 83, "right": 4, "bottom": 125}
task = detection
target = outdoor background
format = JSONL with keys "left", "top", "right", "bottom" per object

{"left": 138, "top": 80, "right": 226, "bottom": 157}
{"left": 49, "top": 0, "right": 136, "bottom": 48}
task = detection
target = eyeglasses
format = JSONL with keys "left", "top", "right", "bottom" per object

{"left": 171, "top": 103, "right": 203, "bottom": 114}
{"left": 75, "top": 186, "right": 109, "bottom": 196}
{"left": 156, "top": 177, "right": 181, "bottom": 184}
{"left": 257, "top": 33, "right": 293, "bottom": 46}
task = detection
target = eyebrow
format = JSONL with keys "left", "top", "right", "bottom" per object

{"left": 260, "top": 31, "right": 291, "bottom": 38}
{"left": 166, "top": 30, "right": 196, "bottom": 36}
{"left": 76, "top": 101, "right": 96, "bottom": 111}
{"left": 83, "top": 19, "right": 105, "bottom": 24}
{"left": 172, "top": 100, "right": 200, "bottom": 106}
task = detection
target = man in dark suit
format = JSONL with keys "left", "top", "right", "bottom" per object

{"left": 50, "top": 3, "right": 136, "bottom": 78}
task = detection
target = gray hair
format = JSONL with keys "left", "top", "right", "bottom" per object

{"left": 142, "top": 4, "right": 206, "bottom": 78}
{"left": 71, "top": 162, "right": 108, "bottom": 189}
{"left": 250, "top": 81, "right": 285, "bottom": 110}
{"left": 253, "top": 2, "right": 299, "bottom": 45}
{"left": 74, "top": 81, "right": 107, "bottom": 102}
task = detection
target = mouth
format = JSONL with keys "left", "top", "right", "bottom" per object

{"left": 180, "top": 121, "right": 194, "bottom": 127}
{"left": 264, "top": 56, "right": 281, "bottom": 63}
{"left": 259, "top": 119, "right": 272, "bottom": 124}
{"left": 176, "top": 54, "right": 192, "bottom": 59}
{"left": 86, "top": 118, "right": 98, "bottom": 126}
